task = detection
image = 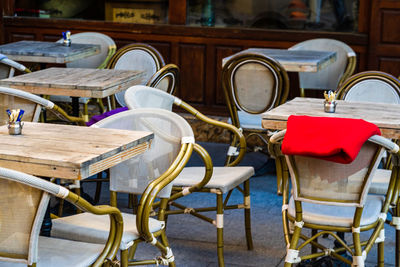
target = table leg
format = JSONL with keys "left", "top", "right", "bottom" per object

{"left": 71, "top": 97, "right": 80, "bottom": 117}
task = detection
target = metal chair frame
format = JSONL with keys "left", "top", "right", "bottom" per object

{"left": 146, "top": 63, "right": 180, "bottom": 95}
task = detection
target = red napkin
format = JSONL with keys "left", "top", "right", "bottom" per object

{"left": 281, "top": 115, "right": 381, "bottom": 164}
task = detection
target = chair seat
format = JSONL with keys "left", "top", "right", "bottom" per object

{"left": 228, "top": 111, "right": 264, "bottom": 130}
{"left": 173, "top": 166, "right": 255, "bottom": 193}
{"left": 288, "top": 194, "right": 384, "bottom": 228}
{"left": 369, "top": 169, "right": 391, "bottom": 195}
{"left": 52, "top": 212, "right": 164, "bottom": 250}
{"left": 0, "top": 236, "right": 104, "bottom": 267}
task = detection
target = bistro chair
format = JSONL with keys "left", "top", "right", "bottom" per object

{"left": 270, "top": 128, "right": 399, "bottom": 267}
{"left": 107, "top": 43, "right": 165, "bottom": 107}
{"left": 289, "top": 38, "right": 356, "bottom": 97}
{"left": 222, "top": 52, "right": 289, "bottom": 194}
{"left": 0, "top": 166, "right": 123, "bottom": 266}
{"left": 146, "top": 63, "right": 180, "bottom": 95}
{"left": 0, "top": 86, "right": 85, "bottom": 126}
{"left": 0, "top": 54, "right": 30, "bottom": 79}
{"left": 125, "top": 85, "right": 255, "bottom": 266}
{"left": 54, "top": 32, "right": 117, "bottom": 118}
{"left": 51, "top": 108, "right": 195, "bottom": 266}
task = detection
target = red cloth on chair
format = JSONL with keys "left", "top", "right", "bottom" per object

{"left": 281, "top": 115, "right": 381, "bottom": 164}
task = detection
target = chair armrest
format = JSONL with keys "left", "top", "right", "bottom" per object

{"left": 169, "top": 143, "right": 213, "bottom": 201}
{"left": 51, "top": 104, "right": 87, "bottom": 126}
{"left": 176, "top": 99, "right": 246, "bottom": 166}
{"left": 0, "top": 167, "right": 123, "bottom": 267}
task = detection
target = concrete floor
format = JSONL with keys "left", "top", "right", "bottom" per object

{"left": 79, "top": 143, "right": 397, "bottom": 267}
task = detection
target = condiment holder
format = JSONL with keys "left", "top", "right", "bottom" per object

{"left": 62, "top": 31, "right": 71, "bottom": 47}
{"left": 7, "top": 109, "right": 24, "bottom": 135}
{"left": 323, "top": 90, "right": 337, "bottom": 113}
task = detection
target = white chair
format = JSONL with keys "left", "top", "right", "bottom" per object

{"left": 51, "top": 108, "right": 195, "bottom": 266}
{"left": 289, "top": 38, "right": 356, "bottom": 96}
{"left": 124, "top": 85, "right": 255, "bottom": 266}
{"left": 0, "top": 167, "right": 123, "bottom": 267}
{"left": 0, "top": 53, "right": 30, "bottom": 79}
{"left": 107, "top": 43, "right": 165, "bottom": 107}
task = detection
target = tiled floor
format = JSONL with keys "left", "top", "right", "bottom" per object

{"left": 79, "top": 143, "right": 397, "bottom": 267}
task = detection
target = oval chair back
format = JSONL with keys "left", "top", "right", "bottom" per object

{"left": 289, "top": 38, "right": 356, "bottom": 95}
{"left": 222, "top": 52, "right": 289, "bottom": 129}
{"left": 337, "top": 71, "right": 400, "bottom": 104}
{"left": 107, "top": 43, "right": 165, "bottom": 107}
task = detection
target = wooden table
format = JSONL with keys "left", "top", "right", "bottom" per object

{"left": 262, "top": 97, "right": 400, "bottom": 139}
{"left": 223, "top": 48, "right": 337, "bottom": 72}
{"left": 0, "top": 67, "right": 144, "bottom": 117}
{"left": 0, "top": 122, "right": 153, "bottom": 180}
{"left": 0, "top": 41, "right": 100, "bottom": 64}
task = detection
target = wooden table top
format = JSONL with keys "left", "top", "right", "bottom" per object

{"left": 0, "top": 41, "right": 100, "bottom": 64}
{"left": 0, "top": 67, "right": 145, "bottom": 98}
{"left": 223, "top": 48, "right": 337, "bottom": 72}
{"left": 262, "top": 97, "right": 400, "bottom": 139}
{"left": 0, "top": 122, "right": 153, "bottom": 180}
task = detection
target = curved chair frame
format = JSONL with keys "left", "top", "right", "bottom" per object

{"left": 337, "top": 71, "right": 400, "bottom": 101}
{"left": 289, "top": 38, "right": 356, "bottom": 96}
{"left": 146, "top": 63, "right": 180, "bottom": 95}
{"left": 0, "top": 167, "right": 123, "bottom": 267}
{"left": 270, "top": 130, "right": 400, "bottom": 267}
{"left": 0, "top": 54, "right": 31, "bottom": 78}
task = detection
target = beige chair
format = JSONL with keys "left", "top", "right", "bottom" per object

{"left": 53, "top": 32, "right": 117, "bottom": 117}
{"left": 146, "top": 63, "right": 180, "bottom": 95}
{"left": 0, "top": 54, "right": 30, "bottom": 79}
{"left": 270, "top": 129, "right": 399, "bottom": 267}
{"left": 289, "top": 38, "right": 356, "bottom": 96}
{"left": 0, "top": 166, "right": 123, "bottom": 266}
{"left": 107, "top": 43, "right": 165, "bottom": 107}
{"left": 222, "top": 52, "right": 289, "bottom": 194}
{"left": 124, "top": 85, "right": 255, "bottom": 266}
{"left": 51, "top": 108, "right": 195, "bottom": 267}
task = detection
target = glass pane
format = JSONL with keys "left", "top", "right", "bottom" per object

{"left": 187, "top": 0, "right": 359, "bottom": 32}
{"left": 14, "top": 0, "right": 169, "bottom": 25}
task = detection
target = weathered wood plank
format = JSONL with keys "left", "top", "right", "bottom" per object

{"left": 0, "top": 67, "right": 145, "bottom": 98}
{"left": 0, "top": 41, "right": 100, "bottom": 63}
{"left": 222, "top": 48, "right": 336, "bottom": 72}
{"left": 262, "top": 98, "right": 400, "bottom": 139}
{"left": 0, "top": 122, "right": 153, "bottom": 179}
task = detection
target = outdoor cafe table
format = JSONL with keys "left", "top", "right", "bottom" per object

{"left": 0, "top": 67, "right": 144, "bottom": 118}
{"left": 261, "top": 97, "right": 400, "bottom": 139}
{"left": 0, "top": 40, "right": 100, "bottom": 64}
{"left": 0, "top": 122, "right": 153, "bottom": 180}
{"left": 222, "top": 48, "right": 337, "bottom": 72}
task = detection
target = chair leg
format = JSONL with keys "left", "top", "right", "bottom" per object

{"left": 284, "top": 225, "right": 302, "bottom": 267}
{"left": 216, "top": 191, "right": 225, "bottom": 267}
{"left": 121, "top": 249, "right": 129, "bottom": 267}
{"left": 311, "top": 229, "right": 318, "bottom": 256}
{"left": 378, "top": 241, "right": 384, "bottom": 267}
{"left": 94, "top": 172, "right": 103, "bottom": 204}
{"left": 275, "top": 157, "right": 283, "bottom": 195}
{"left": 243, "top": 180, "right": 253, "bottom": 250}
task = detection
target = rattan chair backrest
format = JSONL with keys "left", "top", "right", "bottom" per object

{"left": 57, "top": 32, "right": 116, "bottom": 69}
{"left": 94, "top": 108, "right": 193, "bottom": 198}
{"left": 289, "top": 38, "right": 356, "bottom": 90}
{"left": 222, "top": 52, "right": 288, "bottom": 115}
{"left": 337, "top": 71, "right": 400, "bottom": 104}
{"left": 108, "top": 43, "right": 165, "bottom": 107}
{"left": 124, "top": 85, "right": 175, "bottom": 111}
{"left": 146, "top": 64, "right": 179, "bottom": 95}
{"left": 0, "top": 174, "right": 50, "bottom": 265}
{"left": 0, "top": 87, "right": 54, "bottom": 125}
